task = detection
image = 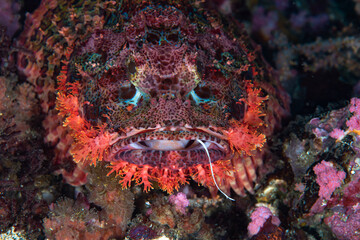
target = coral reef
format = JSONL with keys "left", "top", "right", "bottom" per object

{"left": 280, "top": 98, "right": 360, "bottom": 239}
{"left": 126, "top": 192, "right": 217, "bottom": 239}
{"left": 43, "top": 197, "right": 103, "bottom": 239}
{"left": 0, "top": 227, "right": 27, "bottom": 240}
{"left": 2, "top": 0, "right": 360, "bottom": 239}
{"left": 0, "top": 0, "right": 21, "bottom": 37}
{"left": 86, "top": 164, "right": 135, "bottom": 238}
{"left": 0, "top": 66, "right": 56, "bottom": 238}
{"left": 44, "top": 165, "right": 135, "bottom": 239}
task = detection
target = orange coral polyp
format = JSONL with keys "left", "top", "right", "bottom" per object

{"left": 56, "top": 93, "right": 79, "bottom": 117}
{"left": 134, "top": 165, "right": 153, "bottom": 192}
{"left": 71, "top": 130, "right": 116, "bottom": 166}
{"left": 226, "top": 81, "right": 268, "bottom": 156}
{"left": 56, "top": 91, "right": 117, "bottom": 166}
{"left": 156, "top": 168, "right": 187, "bottom": 194}
{"left": 105, "top": 156, "right": 234, "bottom": 194}
{"left": 241, "top": 81, "right": 268, "bottom": 126}
{"left": 227, "top": 122, "right": 266, "bottom": 156}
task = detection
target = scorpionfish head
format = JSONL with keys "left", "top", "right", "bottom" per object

{"left": 56, "top": 3, "right": 287, "bottom": 195}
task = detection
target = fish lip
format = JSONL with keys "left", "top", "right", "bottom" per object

{"left": 107, "top": 128, "right": 232, "bottom": 166}
{"left": 113, "top": 128, "right": 229, "bottom": 151}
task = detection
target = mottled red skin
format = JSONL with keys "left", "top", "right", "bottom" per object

{"left": 17, "top": 0, "right": 289, "bottom": 196}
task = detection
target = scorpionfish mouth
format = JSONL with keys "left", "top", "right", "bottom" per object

{"left": 108, "top": 128, "right": 231, "bottom": 169}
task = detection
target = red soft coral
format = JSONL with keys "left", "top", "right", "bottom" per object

{"left": 227, "top": 121, "right": 266, "bottom": 156}
{"left": 56, "top": 91, "right": 118, "bottom": 166}
{"left": 226, "top": 81, "right": 267, "bottom": 156}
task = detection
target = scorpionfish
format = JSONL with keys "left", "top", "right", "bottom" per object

{"left": 17, "top": 0, "right": 289, "bottom": 197}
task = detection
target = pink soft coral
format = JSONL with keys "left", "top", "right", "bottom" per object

{"left": 347, "top": 98, "right": 360, "bottom": 132}
{"left": 330, "top": 98, "right": 360, "bottom": 140}
{"left": 325, "top": 207, "right": 360, "bottom": 240}
{"left": 313, "top": 160, "right": 345, "bottom": 200}
{"left": 247, "top": 206, "right": 280, "bottom": 237}
{"left": 169, "top": 192, "right": 189, "bottom": 215}
{"left": 329, "top": 128, "right": 345, "bottom": 140}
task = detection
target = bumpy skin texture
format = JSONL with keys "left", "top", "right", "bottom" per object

{"left": 18, "top": 0, "right": 289, "bottom": 196}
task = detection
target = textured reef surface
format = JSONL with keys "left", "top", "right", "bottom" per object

{"left": 1, "top": 0, "right": 360, "bottom": 239}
